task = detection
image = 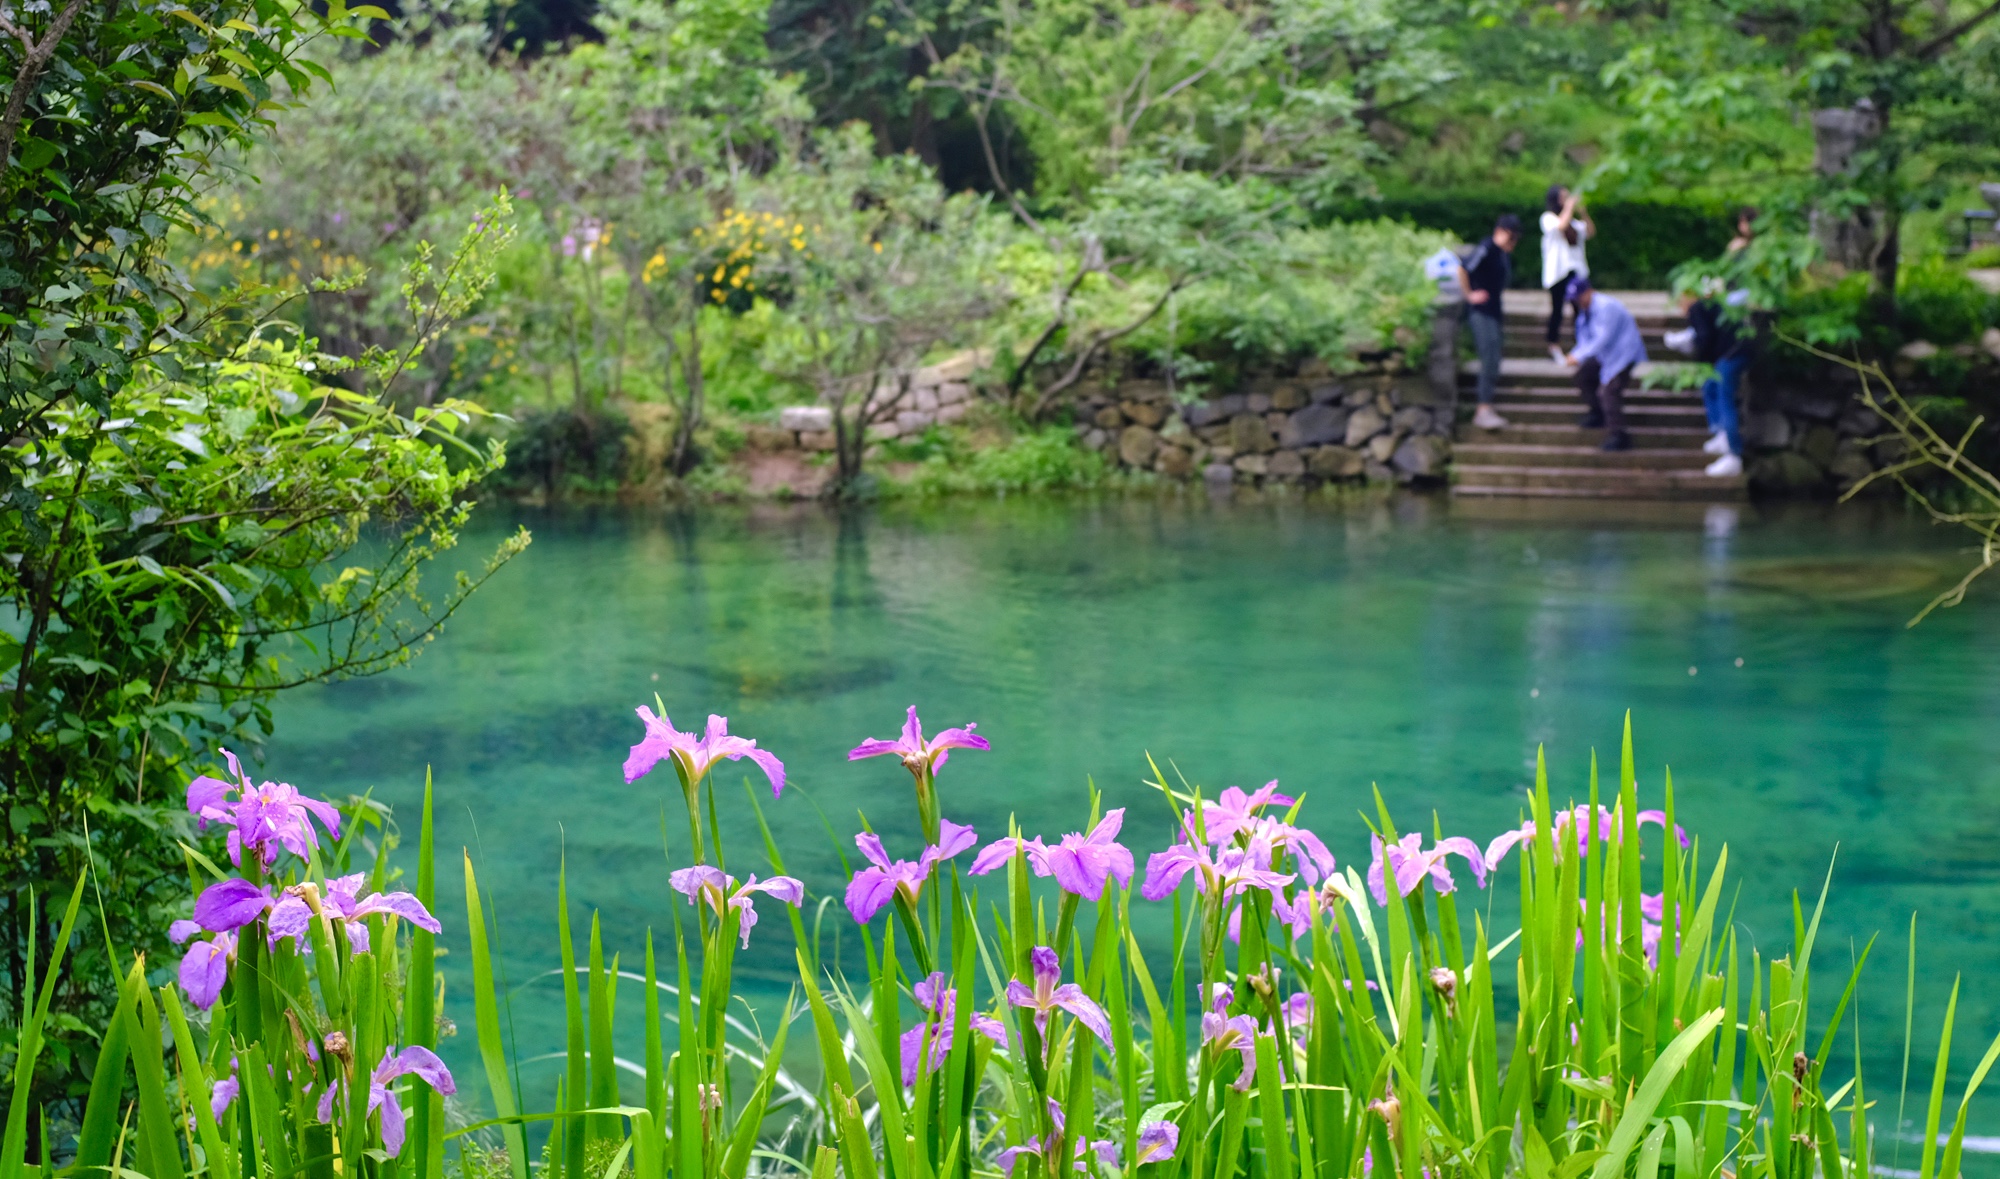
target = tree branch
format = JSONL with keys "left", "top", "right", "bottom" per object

{"left": 0, "top": 0, "right": 91, "bottom": 173}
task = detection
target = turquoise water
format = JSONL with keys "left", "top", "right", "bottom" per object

{"left": 268, "top": 491, "right": 2000, "bottom": 1135}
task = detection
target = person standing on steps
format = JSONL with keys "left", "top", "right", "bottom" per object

{"left": 1456, "top": 213, "right": 1522, "bottom": 431}
{"left": 1688, "top": 284, "right": 1755, "bottom": 477}
{"left": 1540, "top": 185, "right": 1593, "bottom": 362}
{"left": 1560, "top": 277, "right": 1647, "bottom": 451}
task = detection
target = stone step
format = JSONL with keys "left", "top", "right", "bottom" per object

{"left": 1461, "top": 358, "right": 1690, "bottom": 386}
{"left": 1453, "top": 442, "right": 1715, "bottom": 470}
{"left": 1484, "top": 383, "right": 1707, "bottom": 403}
{"left": 1476, "top": 402, "right": 1711, "bottom": 427}
{"left": 1468, "top": 423, "right": 1711, "bottom": 448}
{"left": 1452, "top": 464, "right": 1747, "bottom": 501}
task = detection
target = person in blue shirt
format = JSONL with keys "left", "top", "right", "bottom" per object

{"left": 1559, "top": 277, "right": 1647, "bottom": 452}
{"left": 1454, "top": 213, "right": 1522, "bottom": 431}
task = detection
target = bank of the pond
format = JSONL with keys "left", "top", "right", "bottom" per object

{"left": 269, "top": 493, "right": 2000, "bottom": 1133}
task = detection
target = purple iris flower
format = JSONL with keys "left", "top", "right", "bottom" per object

{"left": 1005, "top": 946, "right": 1111, "bottom": 1043}
{"left": 187, "top": 750, "right": 342, "bottom": 867}
{"left": 1365, "top": 834, "right": 1487, "bottom": 906}
{"left": 194, "top": 878, "right": 276, "bottom": 932}
{"left": 967, "top": 832, "right": 1050, "bottom": 878}
{"left": 1197, "top": 782, "right": 1296, "bottom": 845}
{"left": 899, "top": 971, "right": 1005, "bottom": 1086}
{"left": 667, "top": 865, "right": 804, "bottom": 947}
{"left": 1140, "top": 831, "right": 1294, "bottom": 902}
{"left": 624, "top": 708, "right": 785, "bottom": 796}
{"left": 1485, "top": 805, "right": 1685, "bottom": 874}
{"left": 848, "top": 706, "right": 989, "bottom": 781}
{"left": 1238, "top": 817, "right": 1337, "bottom": 886}
{"left": 211, "top": 1068, "right": 240, "bottom": 1123}
{"left": 1136, "top": 1120, "right": 1180, "bottom": 1164}
{"left": 1036, "top": 809, "right": 1134, "bottom": 900}
{"left": 268, "top": 875, "right": 443, "bottom": 955}
{"left": 1270, "top": 884, "right": 1330, "bottom": 939}
{"left": 844, "top": 819, "right": 976, "bottom": 924}
{"left": 316, "top": 1046, "right": 457, "bottom": 1155}
{"left": 1201, "top": 1010, "right": 1260, "bottom": 1089}
{"left": 171, "top": 924, "right": 235, "bottom": 1010}
{"left": 996, "top": 1100, "right": 1118, "bottom": 1175}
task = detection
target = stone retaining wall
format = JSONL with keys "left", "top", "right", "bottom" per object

{"left": 744, "top": 355, "right": 982, "bottom": 452}
{"left": 1072, "top": 373, "right": 1455, "bottom": 485}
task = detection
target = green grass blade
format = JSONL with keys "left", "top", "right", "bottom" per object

{"left": 1586, "top": 1007, "right": 1725, "bottom": 1179}
{"left": 722, "top": 994, "right": 793, "bottom": 1179}
{"left": 464, "top": 853, "right": 529, "bottom": 1179}
{"left": 409, "top": 769, "right": 442, "bottom": 1179}
{"left": 559, "top": 860, "right": 588, "bottom": 1179}
{"left": 1937, "top": 1023, "right": 2000, "bottom": 1179}
{"left": 1920, "top": 978, "right": 1960, "bottom": 1179}
{"left": 74, "top": 959, "right": 143, "bottom": 1174}
{"left": 0, "top": 874, "right": 87, "bottom": 1179}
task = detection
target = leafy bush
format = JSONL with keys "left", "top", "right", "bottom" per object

{"left": 897, "top": 426, "right": 1111, "bottom": 495}
{"left": 1895, "top": 257, "right": 1998, "bottom": 345}
{"left": 14, "top": 714, "right": 1999, "bottom": 1179}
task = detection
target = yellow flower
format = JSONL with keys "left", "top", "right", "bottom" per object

{"left": 872, "top": 241, "right": 883, "bottom": 253}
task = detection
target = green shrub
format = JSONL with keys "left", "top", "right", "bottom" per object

{"left": 1896, "top": 256, "right": 1998, "bottom": 344}
{"left": 896, "top": 426, "right": 1110, "bottom": 495}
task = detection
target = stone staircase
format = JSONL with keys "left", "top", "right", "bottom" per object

{"left": 1451, "top": 292, "right": 1748, "bottom": 502}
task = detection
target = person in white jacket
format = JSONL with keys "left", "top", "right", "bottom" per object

{"left": 1540, "top": 185, "right": 1594, "bottom": 363}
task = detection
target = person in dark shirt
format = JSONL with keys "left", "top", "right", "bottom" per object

{"left": 1455, "top": 213, "right": 1522, "bottom": 430}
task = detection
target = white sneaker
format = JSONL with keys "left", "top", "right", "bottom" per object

{"left": 1704, "top": 452, "right": 1742, "bottom": 477}
{"left": 1548, "top": 345, "right": 1566, "bottom": 364}
{"left": 1703, "top": 431, "right": 1730, "bottom": 455}
{"left": 1474, "top": 405, "right": 1510, "bottom": 430}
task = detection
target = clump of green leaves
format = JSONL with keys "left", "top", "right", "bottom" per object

{"left": 0, "top": 196, "right": 529, "bottom": 1095}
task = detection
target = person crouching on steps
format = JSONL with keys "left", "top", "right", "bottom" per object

{"left": 1456, "top": 213, "right": 1522, "bottom": 431}
{"left": 1559, "top": 277, "right": 1646, "bottom": 452}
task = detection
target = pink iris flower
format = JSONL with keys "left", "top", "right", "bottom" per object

{"left": 1032, "top": 809, "right": 1134, "bottom": 900}
{"left": 1237, "top": 816, "right": 1337, "bottom": 885}
{"left": 1005, "top": 946, "right": 1111, "bottom": 1042}
{"left": 1483, "top": 805, "right": 1689, "bottom": 873}
{"left": 268, "top": 875, "right": 441, "bottom": 955}
{"left": 624, "top": 708, "right": 785, "bottom": 796}
{"left": 1197, "top": 782, "right": 1296, "bottom": 844}
{"left": 845, "top": 820, "right": 976, "bottom": 924}
{"left": 668, "top": 865, "right": 804, "bottom": 946}
{"left": 899, "top": 971, "right": 1005, "bottom": 1086}
{"left": 186, "top": 750, "right": 342, "bottom": 867}
{"left": 1366, "top": 833, "right": 1487, "bottom": 906}
{"left": 1140, "top": 831, "right": 1294, "bottom": 901}
{"left": 848, "top": 706, "right": 989, "bottom": 780}
{"left": 316, "top": 1046, "right": 456, "bottom": 1154}
{"left": 966, "top": 832, "right": 1050, "bottom": 878}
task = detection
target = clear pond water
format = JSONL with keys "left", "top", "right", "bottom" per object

{"left": 267, "top": 491, "right": 2000, "bottom": 1139}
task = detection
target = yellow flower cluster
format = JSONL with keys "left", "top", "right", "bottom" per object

{"left": 688, "top": 208, "right": 808, "bottom": 302}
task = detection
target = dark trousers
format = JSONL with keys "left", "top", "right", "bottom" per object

{"left": 1576, "top": 357, "right": 1632, "bottom": 433}
{"left": 1546, "top": 272, "right": 1577, "bottom": 343}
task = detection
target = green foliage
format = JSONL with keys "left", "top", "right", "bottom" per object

{"left": 17, "top": 720, "right": 2000, "bottom": 1179}
{"left": 895, "top": 425, "right": 1110, "bottom": 495}
{"left": 0, "top": 200, "right": 528, "bottom": 1095}
{"left": 0, "top": 0, "right": 356, "bottom": 504}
